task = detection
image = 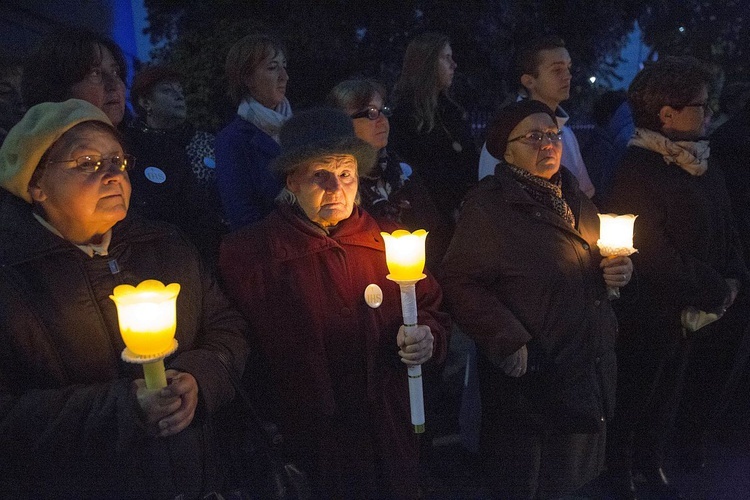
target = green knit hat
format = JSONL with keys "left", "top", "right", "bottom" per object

{"left": 0, "top": 99, "right": 113, "bottom": 203}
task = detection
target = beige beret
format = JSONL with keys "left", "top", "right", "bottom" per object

{"left": 0, "top": 99, "right": 113, "bottom": 203}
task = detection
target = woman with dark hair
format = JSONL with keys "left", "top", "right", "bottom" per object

{"left": 605, "top": 56, "right": 748, "bottom": 499}
{"left": 390, "top": 32, "right": 478, "bottom": 263}
{"left": 220, "top": 107, "right": 450, "bottom": 499}
{"left": 216, "top": 33, "right": 291, "bottom": 230}
{"left": 327, "top": 78, "right": 442, "bottom": 269}
{"left": 22, "top": 28, "right": 127, "bottom": 126}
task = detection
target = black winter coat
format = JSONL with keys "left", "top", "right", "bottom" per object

{"left": 0, "top": 190, "right": 248, "bottom": 499}
{"left": 606, "top": 145, "right": 747, "bottom": 343}
{"left": 123, "top": 123, "right": 226, "bottom": 263}
{"left": 711, "top": 104, "right": 750, "bottom": 267}
{"left": 390, "top": 94, "right": 479, "bottom": 263}
{"left": 442, "top": 166, "right": 617, "bottom": 434}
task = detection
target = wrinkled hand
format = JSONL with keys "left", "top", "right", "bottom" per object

{"left": 601, "top": 255, "right": 633, "bottom": 289}
{"left": 497, "top": 345, "right": 527, "bottom": 377}
{"left": 134, "top": 370, "right": 199, "bottom": 437}
{"left": 397, "top": 325, "right": 434, "bottom": 365}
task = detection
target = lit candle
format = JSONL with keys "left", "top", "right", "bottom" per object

{"left": 111, "top": 280, "right": 180, "bottom": 389}
{"left": 381, "top": 229, "right": 428, "bottom": 433}
{"left": 382, "top": 229, "right": 428, "bottom": 281}
{"left": 597, "top": 213, "right": 638, "bottom": 299}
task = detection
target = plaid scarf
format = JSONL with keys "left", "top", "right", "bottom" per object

{"left": 505, "top": 162, "right": 576, "bottom": 228}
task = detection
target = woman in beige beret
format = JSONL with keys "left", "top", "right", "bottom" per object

{"left": 0, "top": 99, "right": 247, "bottom": 499}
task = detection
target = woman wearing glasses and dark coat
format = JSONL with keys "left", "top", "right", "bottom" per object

{"left": 0, "top": 99, "right": 248, "bottom": 498}
{"left": 604, "top": 56, "right": 748, "bottom": 499}
{"left": 441, "top": 100, "right": 632, "bottom": 499}
{"left": 327, "top": 79, "right": 442, "bottom": 269}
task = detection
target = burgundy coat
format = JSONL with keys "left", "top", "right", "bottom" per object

{"left": 219, "top": 203, "right": 450, "bottom": 499}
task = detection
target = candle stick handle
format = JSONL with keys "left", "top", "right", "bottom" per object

{"left": 143, "top": 359, "right": 168, "bottom": 389}
{"left": 397, "top": 281, "right": 426, "bottom": 434}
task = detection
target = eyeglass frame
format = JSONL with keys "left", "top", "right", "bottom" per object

{"left": 46, "top": 154, "right": 135, "bottom": 174}
{"left": 507, "top": 130, "right": 563, "bottom": 146}
{"left": 681, "top": 101, "right": 711, "bottom": 113}
{"left": 350, "top": 106, "right": 392, "bottom": 120}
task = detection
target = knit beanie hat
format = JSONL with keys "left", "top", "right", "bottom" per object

{"left": 0, "top": 99, "right": 113, "bottom": 203}
{"left": 272, "top": 107, "right": 377, "bottom": 178}
{"left": 486, "top": 100, "right": 557, "bottom": 159}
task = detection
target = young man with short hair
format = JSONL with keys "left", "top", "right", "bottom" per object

{"left": 479, "top": 36, "right": 596, "bottom": 199}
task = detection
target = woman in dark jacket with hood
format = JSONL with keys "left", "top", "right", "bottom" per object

{"left": 0, "top": 99, "right": 247, "bottom": 499}
{"left": 442, "top": 99, "right": 632, "bottom": 499}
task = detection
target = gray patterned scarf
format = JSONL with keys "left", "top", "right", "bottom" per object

{"left": 505, "top": 162, "right": 576, "bottom": 228}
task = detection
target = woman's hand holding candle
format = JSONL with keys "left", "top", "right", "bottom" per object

{"left": 134, "top": 370, "right": 198, "bottom": 437}
{"left": 600, "top": 256, "right": 633, "bottom": 289}
{"left": 397, "top": 325, "right": 434, "bottom": 365}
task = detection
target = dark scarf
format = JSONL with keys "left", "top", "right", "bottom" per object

{"left": 505, "top": 162, "right": 576, "bottom": 228}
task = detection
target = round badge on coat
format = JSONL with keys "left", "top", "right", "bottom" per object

{"left": 144, "top": 166, "right": 167, "bottom": 184}
{"left": 364, "top": 283, "right": 383, "bottom": 309}
{"left": 203, "top": 157, "right": 216, "bottom": 169}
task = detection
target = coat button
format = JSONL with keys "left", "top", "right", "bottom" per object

{"left": 595, "top": 356, "right": 601, "bottom": 364}
{"left": 594, "top": 299, "right": 601, "bottom": 307}
{"left": 341, "top": 307, "right": 352, "bottom": 317}
{"left": 535, "top": 211, "right": 541, "bottom": 217}
{"left": 582, "top": 243, "right": 590, "bottom": 250}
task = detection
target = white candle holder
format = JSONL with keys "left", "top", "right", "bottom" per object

{"left": 387, "top": 273, "right": 427, "bottom": 434}
{"left": 597, "top": 213, "right": 638, "bottom": 300}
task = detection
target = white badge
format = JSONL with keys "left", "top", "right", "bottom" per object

{"left": 144, "top": 166, "right": 167, "bottom": 184}
{"left": 364, "top": 283, "right": 383, "bottom": 309}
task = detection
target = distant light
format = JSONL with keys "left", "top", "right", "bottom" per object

{"left": 678, "top": 26, "right": 685, "bottom": 32}
{"left": 589, "top": 76, "right": 597, "bottom": 84}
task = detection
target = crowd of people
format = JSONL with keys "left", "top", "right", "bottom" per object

{"left": 0, "top": 24, "right": 748, "bottom": 500}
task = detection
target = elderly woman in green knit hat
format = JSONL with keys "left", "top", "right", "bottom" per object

{"left": 219, "top": 107, "right": 451, "bottom": 499}
{"left": 0, "top": 99, "right": 247, "bottom": 498}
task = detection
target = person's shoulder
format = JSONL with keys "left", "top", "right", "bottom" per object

{"left": 216, "top": 117, "right": 278, "bottom": 155}
{"left": 217, "top": 115, "right": 262, "bottom": 140}
{"left": 462, "top": 174, "right": 505, "bottom": 206}
{"left": 222, "top": 211, "right": 279, "bottom": 249}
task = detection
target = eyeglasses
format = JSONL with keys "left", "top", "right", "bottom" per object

{"left": 507, "top": 130, "right": 563, "bottom": 146}
{"left": 83, "top": 67, "right": 123, "bottom": 86}
{"left": 682, "top": 101, "right": 711, "bottom": 112}
{"left": 48, "top": 154, "right": 135, "bottom": 174}
{"left": 350, "top": 106, "right": 392, "bottom": 120}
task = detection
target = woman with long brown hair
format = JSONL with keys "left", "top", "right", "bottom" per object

{"left": 390, "top": 32, "right": 478, "bottom": 263}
